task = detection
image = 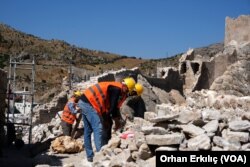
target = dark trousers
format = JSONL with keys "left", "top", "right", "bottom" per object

{"left": 61, "top": 121, "right": 72, "bottom": 136}
{"left": 102, "top": 115, "right": 113, "bottom": 145}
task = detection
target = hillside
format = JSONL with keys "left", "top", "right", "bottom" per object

{"left": 0, "top": 24, "right": 147, "bottom": 102}
{"left": 0, "top": 23, "right": 223, "bottom": 102}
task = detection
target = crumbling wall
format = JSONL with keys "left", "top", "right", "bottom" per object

{"left": 225, "top": 15, "right": 250, "bottom": 45}
{"left": 33, "top": 91, "right": 68, "bottom": 124}
{"left": 0, "top": 69, "right": 7, "bottom": 155}
{"left": 145, "top": 68, "right": 183, "bottom": 95}
{"left": 98, "top": 68, "right": 140, "bottom": 82}
{"left": 179, "top": 41, "right": 238, "bottom": 95}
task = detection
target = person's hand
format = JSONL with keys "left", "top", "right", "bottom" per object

{"left": 113, "top": 117, "right": 125, "bottom": 131}
{"left": 76, "top": 106, "right": 81, "bottom": 112}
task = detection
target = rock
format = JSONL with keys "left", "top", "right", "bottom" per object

{"left": 155, "top": 104, "right": 175, "bottom": 116}
{"left": 211, "top": 146, "right": 224, "bottom": 151}
{"left": 241, "top": 143, "right": 250, "bottom": 151}
{"left": 138, "top": 143, "right": 152, "bottom": 160}
{"left": 213, "top": 136, "right": 241, "bottom": 151}
{"left": 113, "top": 148, "right": 123, "bottom": 155}
{"left": 152, "top": 86, "right": 171, "bottom": 104}
{"left": 128, "top": 139, "right": 138, "bottom": 152}
{"left": 242, "top": 112, "right": 250, "bottom": 120}
{"left": 169, "top": 89, "right": 186, "bottom": 105}
{"left": 202, "top": 120, "right": 219, "bottom": 133}
{"left": 141, "top": 126, "right": 168, "bottom": 135}
{"left": 201, "top": 109, "right": 221, "bottom": 121}
{"left": 131, "top": 151, "right": 139, "bottom": 161}
{"left": 109, "top": 149, "right": 132, "bottom": 167}
{"left": 187, "top": 134, "right": 211, "bottom": 150}
{"left": 228, "top": 120, "right": 250, "bottom": 131}
{"left": 50, "top": 136, "right": 83, "bottom": 153}
{"left": 133, "top": 117, "right": 154, "bottom": 130}
{"left": 222, "top": 129, "right": 249, "bottom": 143}
{"left": 178, "top": 109, "right": 201, "bottom": 124}
{"left": 155, "top": 146, "right": 178, "bottom": 151}
{"left": 144, "top": 112, "right": 157, "bottom": 122}
{"left": 146, "top": 133, "right": 184, "bottom": 146}
{"left": 134, "top": 131, "right": 147, "bottom": 148}
{"left": 149, "top": 114, "right": 179, "bottom": 123}
{"left": 107, "top": 137, "right": 121, "bottom": 149}
{"left": 178, "top": 124, "right": 205, "bottom": 137}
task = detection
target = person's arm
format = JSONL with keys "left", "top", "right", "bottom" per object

{"left": 107, "top": 86, "right": 121, "bottom": 118}
{"left": 67, "top": 102, "right": 79, "bottom": 114}
{"left": 108, "top": 86, "right": 126, "bottom": 131}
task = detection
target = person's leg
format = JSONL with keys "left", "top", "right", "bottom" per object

{"left": 78, "top": 100, "right": 94, "bottom": 161}
{"left": 89, "top": 111, "right": 103, "bottom": 152}
{"left": 82, "top": 114, "right": 94, "bottom": 161}
{"left": 60, "top": 121, "right": 72, "bottom": 136}
{"left": 101, "top": 115, "right": 112, "bottom": 146}
{"left": 78, "top": 100, "right": 103, "bottom": 152}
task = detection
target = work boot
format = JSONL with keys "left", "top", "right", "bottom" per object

{"left": 87, "top": 157, "right": 93, "bottom": 162}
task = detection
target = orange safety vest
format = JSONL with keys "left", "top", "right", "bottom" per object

{"left": 83, "top": 82, "right": 127, "bottom": 115}
{"left": 61, "top": 97, "right": 77, "bottom": 124}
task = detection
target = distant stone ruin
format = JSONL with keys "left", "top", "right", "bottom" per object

{"left": 225, "top": 15, "right": 250, "bottom": 45}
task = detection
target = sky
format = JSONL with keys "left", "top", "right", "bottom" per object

{"left": 0, "top": 0, "right": 249, "bottom": 59}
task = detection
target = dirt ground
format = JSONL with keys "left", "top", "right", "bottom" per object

{"left": 0, "top": 144, "right": 91, "bottom": 167}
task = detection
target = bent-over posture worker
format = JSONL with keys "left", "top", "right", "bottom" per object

{"left": 61, "top": 91, "right": 81, "bottom": 136}
{"left": 78, "top": 77, "right": 136, "bottom": 162}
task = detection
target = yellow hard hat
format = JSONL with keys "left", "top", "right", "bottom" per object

{"left": 123, "top": 77, "right": 136, "bottom": 93}
{"left": 134, "top": 83, "right": 143, "bottom": 96}
{"left": 74, "top": 91, "right": 81, "bottom": 97}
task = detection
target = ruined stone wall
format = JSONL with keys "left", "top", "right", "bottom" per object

{"left": 225, "top": 15, "right": 250, "bottom": 45}
{"left": 97, "top": 68, "right": 140, "bottom": 82}
{"left": 145, "top": 69, "right": 183, "bottom": 95}
{"left": 0, "top": 69, "right": 7, "bottom": 154}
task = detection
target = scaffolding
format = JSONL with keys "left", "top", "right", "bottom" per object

{"left": 7, "top": 56, "right": 35, "bottom": 144}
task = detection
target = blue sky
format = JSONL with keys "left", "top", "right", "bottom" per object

{"left": 0, "top": 0, "right": 249, "bottom": 59}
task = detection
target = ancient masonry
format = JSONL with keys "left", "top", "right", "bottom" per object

{"left": 225, "top": 15, "right": 250, "bottom": 45}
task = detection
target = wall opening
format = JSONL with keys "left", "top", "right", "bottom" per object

{"left": 180, "top": 62, "right": 187, "bottom": 74}
{"left": 191, "top": 62, "right": 200, "bottom": 75}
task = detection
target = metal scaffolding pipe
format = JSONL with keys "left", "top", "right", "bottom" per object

{"left": 7, "top": 55, "right": 36, "bottom": 145}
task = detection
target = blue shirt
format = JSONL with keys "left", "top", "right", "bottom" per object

{"left": 67, "top": 101, "right": 78, "bottom": 114}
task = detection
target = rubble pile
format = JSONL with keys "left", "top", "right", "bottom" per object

{"left": 89, "top": 93, "right": 250, "bottom": 166}
{"left": 25, "top": 16, "right": 249, "bottom": 167}
{"left": 26, "top": 40, "right": 249, "bottom": 167}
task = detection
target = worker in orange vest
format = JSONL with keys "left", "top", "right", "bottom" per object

{"left": 77, "top": 77, "right": 137, "bottom": 162}
{"left": 61, "top": 91, "right": 81, "bottom": 136}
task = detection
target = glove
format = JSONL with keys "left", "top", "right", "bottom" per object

{"left": 113, "top": 117, "right": 125, "bottom": 131}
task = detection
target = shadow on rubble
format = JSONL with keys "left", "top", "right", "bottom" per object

{"left": 0, "top": 138, "right": 65, "bottom": 167}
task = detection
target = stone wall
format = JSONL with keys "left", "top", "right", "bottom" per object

{"left": 145, "top": 68, "right": 183, "bottom": 95}
{"left": 98, "top": 68, "right": 140, "bottom": 82}
{"left": 225, "top": 15, "right": 250, "bottom": 45}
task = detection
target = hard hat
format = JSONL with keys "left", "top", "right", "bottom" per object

{"left": 123, "top": 77, "right": 136, "bottom": 93}
{"left": 74, "top": 91, "right": 81, "bottom": 97}
{"left": 134, "top": 83, "right": 143, "bottom": 96}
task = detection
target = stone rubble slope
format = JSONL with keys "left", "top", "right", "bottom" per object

{"left": 28, "top": 39, "right": 250, "bottom": 167}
